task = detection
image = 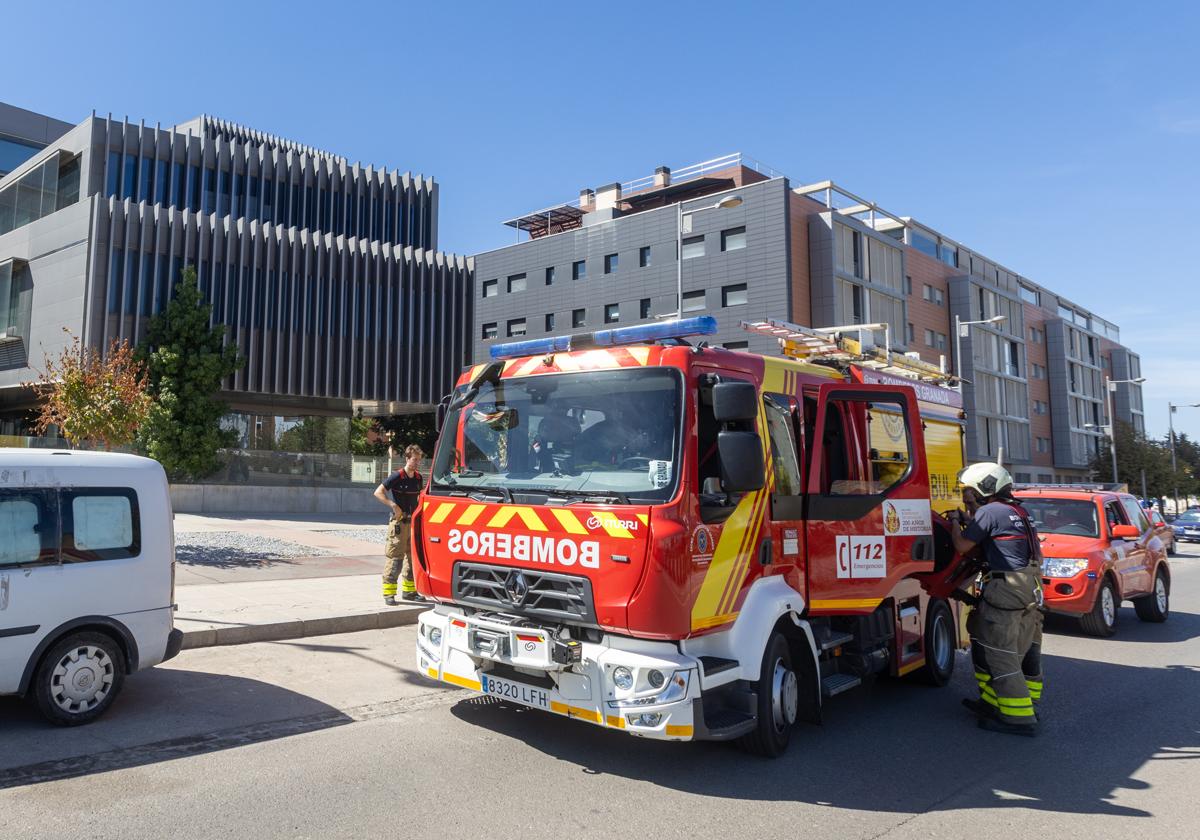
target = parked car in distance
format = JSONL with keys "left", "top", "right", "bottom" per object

{"left": 1173, "top": 509, "right": 1200, "bottom": 543}
{"left": 1148, "top": 509, "right": 1176, "bottom": 555}
{"left": 1014, "top": 488, "right": 1170, "bottom": 637}
{"left": 0, "top": 450, "right": 183, "bottom": 725}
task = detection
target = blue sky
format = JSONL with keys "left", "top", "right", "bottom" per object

{"left": 6, "top": 1, "right": 1197, "bottom": 440}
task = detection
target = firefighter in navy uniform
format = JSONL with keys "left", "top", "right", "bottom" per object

{"left": 948, "top": 462, "right": 1045, "bottom": 736}
{"left": 374, "top": 444, "right": 427, "bottom": 605}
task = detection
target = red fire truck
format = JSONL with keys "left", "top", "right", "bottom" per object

{"left": 414, "top": 316, "right": 972, "bottom": 755}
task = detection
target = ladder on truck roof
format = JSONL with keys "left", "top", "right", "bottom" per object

{"left": 740, "top": 318, "right": 960, "bottom": 387}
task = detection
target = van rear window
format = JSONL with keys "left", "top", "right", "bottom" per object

{"left": 0, "top": 490, "right": 57, "bottom": 567}
{"left": 62, "top": 488, "right": 141, "bottom": 562}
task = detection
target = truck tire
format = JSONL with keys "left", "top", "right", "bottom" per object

{"left": 917, "top": 599, "right": 956, "bottom": 686}
{"left": 1080, "top": 578, "right": 1118, "bottom": 637}
{"left": 738, "top": 631, "right": 797, "bottom": 758}
{"left": 1133, "top": 568, "right": 1169, "bottom": 623}
{"left": 31, "top": 632, "right": 127, "bottom": 726}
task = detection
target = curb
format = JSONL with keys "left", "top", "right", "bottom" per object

{"left": 178, "top": 605, "right": 429, "bottom": 650}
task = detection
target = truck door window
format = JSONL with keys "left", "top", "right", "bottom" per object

{"left": 764, "top": 395, "right": 802, "bottom": 496}
{"left": 822, "top": 397, "right": 912, "bottom": 496}
{"left": 1119, "top": 497, "right": 1150, "bottom": 534}
{"left": 0, "top": 489, "right": 58, "bottom": 567}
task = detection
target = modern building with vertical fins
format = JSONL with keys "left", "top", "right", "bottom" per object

{"left": 0, "top": 104, "right": 473, "bottom": 436}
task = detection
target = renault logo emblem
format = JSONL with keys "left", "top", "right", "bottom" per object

{"left": 505, "top": 571, "right": 530, "bottom": 605}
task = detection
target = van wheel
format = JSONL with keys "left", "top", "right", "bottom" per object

{"left": 1134, "top": 569, "right": 1170, "bottom": 623}
{"left": 32, "top": 632, "right": 126, "bottom": 726}
{"left": 1080, "top": 578, "right": 1118, "bottom": 637}
{"left": 918, "top": 600, "right": 956, "bottom": 686}
{"left": 738, "top": 631, "right": 797, "bottom": 758}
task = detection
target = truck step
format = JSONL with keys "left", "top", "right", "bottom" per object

{"left": 817, "top": 630, "right": 855, "bottom": 652}
{"left": 700, "top": 656, "right": 738, "bottom": 677}
{"left": 821, "top": 672, "right": 862, "bottom": 698}
{"left": 702, "top": 708, "right": 757, "bottom": 741}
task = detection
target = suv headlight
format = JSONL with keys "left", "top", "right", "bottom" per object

{"left": 1042, "top": 557, "right": 1089, "bottom": 578}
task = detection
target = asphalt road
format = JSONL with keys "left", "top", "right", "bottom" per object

{"left": 3, "top": 544, "right": 1199, "bottom": 840}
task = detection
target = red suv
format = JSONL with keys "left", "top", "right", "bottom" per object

{"left": 1014, "top": 488, "right": 1171, "bottom": 637}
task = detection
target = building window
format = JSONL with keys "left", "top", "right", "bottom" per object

{"left": 482, "top": 279, "right": 497, "bottom": 298}
{"left": 604, "top": 253, "right": 618, "bottom": 274}
{"left": 507, "top": 318, "right": 527, "bottom": 337}
{"left": 545, "top": 266, "right": 555, "bottom": 285}
{"left": 910, "top": 230, "right": 938, "bottom": 257}
{"left": 1029, "top": 327, "right": 1042, "bottom": 344}
{"left": 1036, "top": 437, "right": 1051, "bottom": 454}
{"left": 639, "top": 298, "right": 651, "bottom": 319}
{"left": 604, "top": 303, "right": 619, "bottom": 323}
{"left": 906, "top": 322, "right": 915, "bottom": 344}
{"left": 722, "top": 283, "right": 747, "bottom": 307}
{"left": 573, "top": 260, "right": 586, "bottom": 280}
{"left": 1019, "top": 285, "right": 1040, "bottom": 305}
{"left": 723, "top": 341, "right": 749, "bottom": 351}
{"left": 938, "top": 242, "right": 958, "bottom": 268}
{"left": 639, "top": 246, "right": 651, "bottom": 267}
{"left": 721, "top": 226, "right": 746, "bottom": 252}
{"left": 904, "top": 275, "right": 913, "bottom": 295}
{"left": 507, "top": 273, "right": 526, "bottom": 293}
{"left": 925, "top": 329, "right": 947, "bottom": 351}
{"left": 681, "top": 235, "right": 705, "bottom": 260}
{"left": 682, "top": 290, "right": 705, "bottom": 312}
{"left": 1032, "top": 363, "right": 1047, "bottom": 379}
{"left": 545, "top": 313, "right": 555, "bottom": 332}
{"left": 572, "top": 308, "right": 586, "bottom": 328}
{"left": 482, "top": 322, "right": 497, "bottom": 339}
{"left": 922, "top": 284, "right": 944, "bottom": 306}
{"left": 1034, "top": 400, "right": 1049, "bottom": 415}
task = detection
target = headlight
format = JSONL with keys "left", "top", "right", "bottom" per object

{"left": 647, "top": 669, "right": 665, "bottom": 689}
{"left": 628, "top": 712, "right": 662, "bottom": 727}
{"left": 1042, "top": 557, "right": 1089, "bottom": 578}
{"left": 613, "top": 666, "right": 634, "bottom": 691}
{"left": 428, "top": 627, "right": 442, "bottom": 647}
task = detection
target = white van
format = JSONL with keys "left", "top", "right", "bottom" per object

{"left": 0, "top": 450, "right": 182, "bottom": 725}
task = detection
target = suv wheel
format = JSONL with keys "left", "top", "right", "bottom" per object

{"left": 32, "top": 632, "right": 127, "bottom": 726}
{"left": 1134, "top": 568, "right": 1170, "bottom": 623}
{"left": 1080, "top": 578, "right": 1118, "bottom": 637}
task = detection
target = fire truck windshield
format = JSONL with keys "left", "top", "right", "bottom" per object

{"left": 431, "top": 367, "right": 682, "bottom": 502}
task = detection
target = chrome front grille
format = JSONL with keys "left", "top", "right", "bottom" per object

{"left": 452, "top": 562, "right": 596, "bottom": 624}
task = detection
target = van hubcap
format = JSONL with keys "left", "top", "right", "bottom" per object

{"left": 51, "top": 646, "right": 114, "bottom": 713}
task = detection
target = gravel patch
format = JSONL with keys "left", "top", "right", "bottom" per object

{"left": 176, "top": 531, "right": 334, "bottom": 568}
{"left": 316, "top": 528, "right": 388, "bottom": 545}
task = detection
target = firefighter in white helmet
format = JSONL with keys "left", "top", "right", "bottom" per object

{"left": 947, "top": 462, "right": 1044, "bottom": 736}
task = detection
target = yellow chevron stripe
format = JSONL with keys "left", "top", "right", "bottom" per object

{"left": 484, "top": 506, "right": 548, "bottom": 531}
{"left": 580, "top": 349, "right": 619, "bottom": 369}
{"left": 627, "top": 346, "right": 650, "bottom": 366}
{"left": 487, "top": 507, "right": 518, "bottom": 528}
{"left": 514, "top": 506, "right": 548, "bottom": 531}
{"left": 550, "top": 508, "right": 588, "bottom": 534}
{"left": 442, "top": 672, "right": 482, "bottom": 691}
{"left": 590, "top": 510, "right": 634, "bottom": 539}
{"left": 554, "top": 353, "right": 580, "bottom": 371}
{"left": 517, "top": 356, "right": 543, "bottom": 376}
{"left": 469, "top": 363, "right": 485, "bottom": 380}
{"left": 715, "top": 483, "right": 770, "bottom": 615}
{"left": 456, "top": 504, "right": 487, "bottom": 526}
{"left": 665, "top": 724, "right": 694, "bottom": 738}
{"left": 550, "top": 701, "right": 602, "bottom": 724}
{"left": 636, "top": 513, "right": 649, "bottom": 526}
{"left": 691, "top": 612, "right": 740, "bottom": 630}
{"left": 429, "top": 502, "right": 456, "bottom": 524}
{"left": 606, "top": 715, "right": 626, "bottom": 729}
{"left": 690, "top": 488, "right": 764, "bottom": 630}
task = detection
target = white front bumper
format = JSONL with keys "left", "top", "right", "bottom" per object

{"left": 416, "top": 605, "right": 700, "bottom": 741}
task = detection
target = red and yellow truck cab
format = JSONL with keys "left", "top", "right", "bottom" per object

{"left": 415, "top": 316, "right": 972, "bottom": 755}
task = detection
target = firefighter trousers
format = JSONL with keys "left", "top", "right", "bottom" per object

{"left": 967, "top": 567, "right": 1044, "bottom": 726}
{"left": 383, "top": 516, "right": 414, "bottom": 597}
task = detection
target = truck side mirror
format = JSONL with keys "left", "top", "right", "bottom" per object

{"left": 712, "top": 381, "right": 759, "bottom": 422}
{"left": 436, "top": 395, "right": 451, "bottom": 431}
{"left": 718, "top": 430, "right": 765, "bottom": 491}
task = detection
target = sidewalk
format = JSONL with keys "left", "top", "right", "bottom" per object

{"left": 172, "top": 511, "right": 428, "bottom": 650}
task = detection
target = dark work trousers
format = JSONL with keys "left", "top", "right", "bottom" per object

{"left": 966, "top": 566, "right": 1044, "bottom": 726}
{"left": 382, "top": 516, "right": 414, "bottom": 597}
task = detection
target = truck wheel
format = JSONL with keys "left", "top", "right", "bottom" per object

{"left": 918, "top": 600, "right": 956, "bottom": 686}
{"left": 738, "top": 631, "right": 797, "bottom": 758}
{"left": 31, "top": 632, "right": 126, "bottom": 726}
{"left": 1133, "top": 568, "right": 1170, "bottom": 623}
{"left": 1080, "top": 578, "right": 1118, "bottom": 637}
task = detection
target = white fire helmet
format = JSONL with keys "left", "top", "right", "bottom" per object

{"left": 957, "top": 462, "right": 1014, "bottom": 498}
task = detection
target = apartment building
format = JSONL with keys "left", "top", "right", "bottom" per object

{"left": 0, "top": 104, "right": 473, "bottom": 437}
{"left": 473, "top": 154, "right": 1144, "bottom": 483}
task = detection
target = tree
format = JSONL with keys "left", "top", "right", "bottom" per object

{"left": 29, "top": 331, "right": 150, "bottom": 449}
{"left": 137, "top": 266, "right": 244, "bottom": 481}
{"left": 373, "top": 412, "right": 439, "bottom": 455}
{"left": 1090, "top": 420, "right": 1174, "bottom": 498}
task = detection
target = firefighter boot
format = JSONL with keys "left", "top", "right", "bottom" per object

{"left": 978, "top": 716, "right": 1039, "bottom": 738}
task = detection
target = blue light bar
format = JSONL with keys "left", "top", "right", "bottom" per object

{"left": 489, "top": 315, "right": 718, "bottom": 360}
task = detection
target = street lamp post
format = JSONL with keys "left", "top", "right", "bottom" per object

{"left": 1102, "top": 376, "right": 1146, "bottom": 487}
{"left": 672, "top": 193, "right": 743, "bottom": 317}
{"left": 1168, "top": 401, "right": 1200, "bottom": 514}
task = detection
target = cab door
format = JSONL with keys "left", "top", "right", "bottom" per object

{"left": 763, "top": 393, "right": 806, "bottom": 584}
{"left": 1117, "top": 496, "right": 1155, "bottom": 595}
{"left": 804, "top": 383, "right": 935, "bottom": 614}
